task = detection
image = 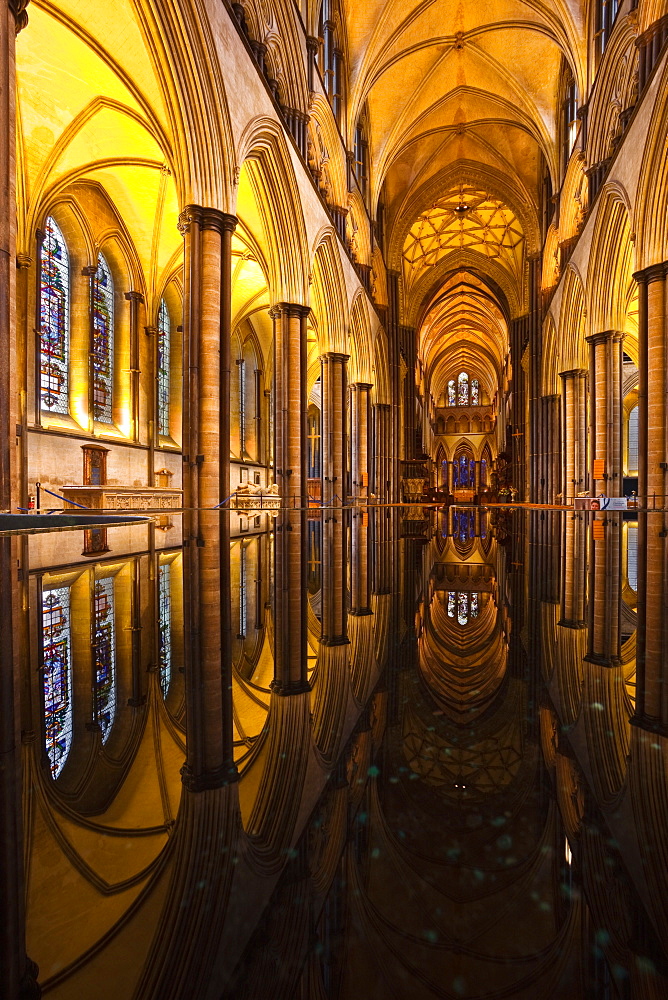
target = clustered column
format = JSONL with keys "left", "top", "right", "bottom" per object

{"left": 320, "top": 352, "right": 348, "bottom": 507}
{"left": 350, "top": 382, "right": 371, "bottom": 499}
{"left": 272, "top": 303, "right": 309, "bottom": 694}
{"left": 585, "top": 514, "right": 622, "bottom": 665}
{"left": 586, "top": 330, "right": 623, "bottom": 497}
{"left": 178, "top": 205, "right": 238, "bottom": 790}
{"left": 559, "top": 369, "right": 588, "bottom": 502}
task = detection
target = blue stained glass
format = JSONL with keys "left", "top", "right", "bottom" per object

{"left": 92, "top": 254, "right": 114, "bottom": 424}
{"left": 157, "top": 299, "right": 170, "bottom": 436}
{"left": 158, "top": 562, "right": 172, "bottom": 698}
{"left": 480, "top": 458, "right": 487, "bottom": 486}
{"left": 40, "top": 218, "right": 70, "bottom": 413}
{"left": 447, "top": 380, "right": 456, "bottom": 406}
{"left": 459, "top": 455, "right": 470, "bottom": 486}
{"left": 42, "top": 586, "right": 73, "bottom": 778}
{"left": 93, "top": 578, "right": 116, "bottom": 742}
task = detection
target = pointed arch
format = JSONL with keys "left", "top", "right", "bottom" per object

{"left": 311, "top": 229, "right": 348, "bottom": 355}
{"left": 558, "top": 265, "right": 587, "bottom": 371}
{"left": 587, "top": 183, "right": 635, "bottom": 335}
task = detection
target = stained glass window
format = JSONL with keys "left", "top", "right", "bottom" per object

{"left": 628, "top": 405, "right": 638, "bottom": 474}
{"left": 480, "top": 458, "right": 487, "bottom": 486}
{"left": 447, "top": 380, "right": 456, "bottom": 406}
{"left": 42, "top": 586, "right": 73, "bottom": 778}
{"left": 92, "top": 254, "right": 114, "bottom": 424}
{"left": 239, "top": 358, "right": 246, "bottom": 453}
{"left": 40, "top": 217, "right": 70, "bottom": 413}
{"left": 93, "top": 577, "right": 116, "bottom": 742}
{"left": 158, "top": 562, "right": 172, "bottom": 698}
{"left": 446, "top": 591, "right": 479, "bottom": 626}
{"left": 457, "top": 372, "right": 469, "bottom": 405}
{"left": 471, "top": 379, "right": 480, "bottom": 405}
{"left": 157, "top": 299, "right": 170, "bottom": 436}
{"left": 441, "top": 459, "right": 448, "bottom": 488}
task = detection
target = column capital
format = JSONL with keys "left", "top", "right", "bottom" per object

{"left": 9, "top": 0, "right": 29, "bottom": 33}
{"left": 632, "top": 261, "right": 668, "bottom": 285}
{"left": 269, "top": 302, "right": 310, "bottom": 320}
{"left": 124, "top": 290, "right": 145, "bottom": 304}
{"left": 180, "top": 762, "right": 239, "bottom": 791}
{"left": 177, "top": 205, "right": 238, "bottom": 235}
{"left": 559, "top": 368, "right": 588, "bottom": 379}
{"left": 320, "top": 351, "right": 349, "bottom": 364}
{"left": 349, "top": 381, "right": 373, "bottom": 391}
{"left": 585, "top": 329, "right": 624, "bottom": 346}
{"left": 81, "top": 264, "right": 97, "bottom": 277}
{"left": 373, "top": 401, "right": 391, "bottom": 410}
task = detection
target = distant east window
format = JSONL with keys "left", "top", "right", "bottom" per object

{"left": 447, "top": 371, "right": 480, "bottom": 406}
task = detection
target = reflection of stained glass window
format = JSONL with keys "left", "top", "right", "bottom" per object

{"left": 447, "top": 591, "right": 480, "bottom": 626}
{"left": 93, "top": 578, "right": 116, "bottom": 742}
{"left": 471, "top": 593, "right": 479, "bottom": 618}
{"left": 457, "top": 371, "right": 469, "bottom": 405}
{"left": 92, "top": 254, "right": 114, "bottom": 424}
{"left": 471, "top": 379, "right": 480, "bottom": 405}
{"left": 447, "top": 592, "right": 455, "bottom": 617}
{"left": 447, "top": 380, "right": 456, "bottom": 406}
{"left": 42, "top": 586, "right": 73, "bottom": 778}
{"left": 157, "top": 299, "right": 170, "bottom": 436}
{"left": 452, "top": 509, "right": 475, "bottom": 543}
{"left": 458, "top": 592, "right": 468, "bottom": 625}
{"left": 158, "top": 563, "right": 172, "bottom": 699}
{"left": 40, "top": 217, "right": 70, "bottom": 413}
{"left": 239, "top": 545, "right": 247, "bottom": 639}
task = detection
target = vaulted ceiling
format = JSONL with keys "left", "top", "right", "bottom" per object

{"left": 342, "top": 0, "right": 586, "bottom": 378}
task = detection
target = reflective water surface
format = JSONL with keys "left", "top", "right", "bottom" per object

{"left": 3, "top": 507, "right": 668, "bottom": 999}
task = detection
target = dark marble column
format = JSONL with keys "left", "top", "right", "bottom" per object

{"left": 585, "top": 513, "right": 622, "bottom": 666}
{"left": 272, "top": 303, "right": 309, "bottom": 507}
{"left": 560, "top": 369, "right": 588, "bottom": 503}
{"left": 350, "top": 382, "right": 371, "bottom": 499}
{"left": 586, "top": 330, "right": 623, "bottom": 497}
{"left": 320, "top": 352, "right": 347, "bottom": 508}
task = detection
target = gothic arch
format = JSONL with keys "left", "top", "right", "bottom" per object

{"left": 311, "top": 229, "right": 348, "bottom": 354}
{"left": 558, "top": 264, "right": 588, "bottom": 371}
{"left": 587, "top": 183, "right": 635, "bottom": 335}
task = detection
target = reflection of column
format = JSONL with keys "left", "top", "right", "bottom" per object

{"left": 540, "top": 394, "right": 561, "bottom": 503}
{"left": 560, "top": 369, "right": 588, "bottom": 503}
{"left": 634, "top": 519, "right": 668, "bottom": 732}
{"left": 320, "top": 352, "right": 348, "bottom": 507}
{"left": 586, "top": 331, "right": 623, "bottom": 497}
{"left": 179, "top": 204, "right": 237, "bottom": 790}
{"left": 321, "top": 514, "right": 348, "bottom": 644}
{"left": 350, "top": 511, "right": 372, "bottom": 616}
{"left": 273, "top": 304, "right": 309, "bottom": 506}
{"left": 559, "top": 513, "right": 587, "bottom": 628}
{"left": 272, "top": 510, "right": 309, "bottom": 693}
{"left": 350, "top": 382, "right": 371, "bottom": 499}
{"left": 1, "top": 530, "right": 38, "bottom": 998}
{"left": 584, "top": 513, "right": 621, "bottom": 665}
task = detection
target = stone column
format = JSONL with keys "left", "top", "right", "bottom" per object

{"left": 350, "top": 382, "right": 371, "bottom": 499}
{"left": 586, "top": 331, "right": 623, "bottom": 497}
{"left": 0, "top": 0, "right": 26, "bottom": 511}
{"left": 178, "top": 205, "right": 238, "bottom": 790}
{"left": 273, "top": 304, "right": 309, "bottom": 507}
{"left": 560, "top": 369, "right": 588, "bottom": 503}
{"left": 371, "top": 402, "right": 390, "bottom": 500}
{"left": 320, "top": 352, "right": 347, "bottom": 508}
{"left": 585, "top": 513, "right": 622, "bottom": 665}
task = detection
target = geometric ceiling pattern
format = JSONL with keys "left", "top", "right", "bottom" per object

{"left": 403, "top": 185, "right": 525, "bottom": 287}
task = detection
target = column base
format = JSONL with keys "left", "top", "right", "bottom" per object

{"left": 584, "top": 653, "right": 621, "bottom": 667}
{"left": 180, "top": 762, "right": 239, "bottom": 790}
{"left": 630, "top": 714, "right": 668, "bottom": 738}
{"left": 557, "top": 619, "right": 587, "bottom": 629}
{"left": 269, "top": 678, "right": 312, "bottom": 696}
{"left": 320, "top": 636, "right": 350, "bottom": 646}
{"left": 349, "top": 608, "right": 374, "bottom": 617}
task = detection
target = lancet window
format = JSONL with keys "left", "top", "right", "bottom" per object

{"left": 40, "top": 217, "right": 70, "bottom": 414}
{"left": 92, "top": 254, "right": 114, "bottom": 424}
{"left": 446, "top": 372, "right": 480, "bottom": 406}
{"left": 157, "top": 299, "right": 171, "bottom": 436}
{"left": 42, "top": 586, "right": 73, "bottom": 778}
{"left": 92, "top": 577, "right": 116, "bottom": 742}
{"left": 446, "top": 591, "right": 479, "bottom": 626}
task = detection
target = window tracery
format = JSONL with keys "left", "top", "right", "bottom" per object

{"left": 446, "top": 371, "right": 480, "bottom": 406}
{"left": 40, "top": 217, "right": 70, "bottom": 414}
{"left": 92, "top": 254, "right": 114, "bottom": 424}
